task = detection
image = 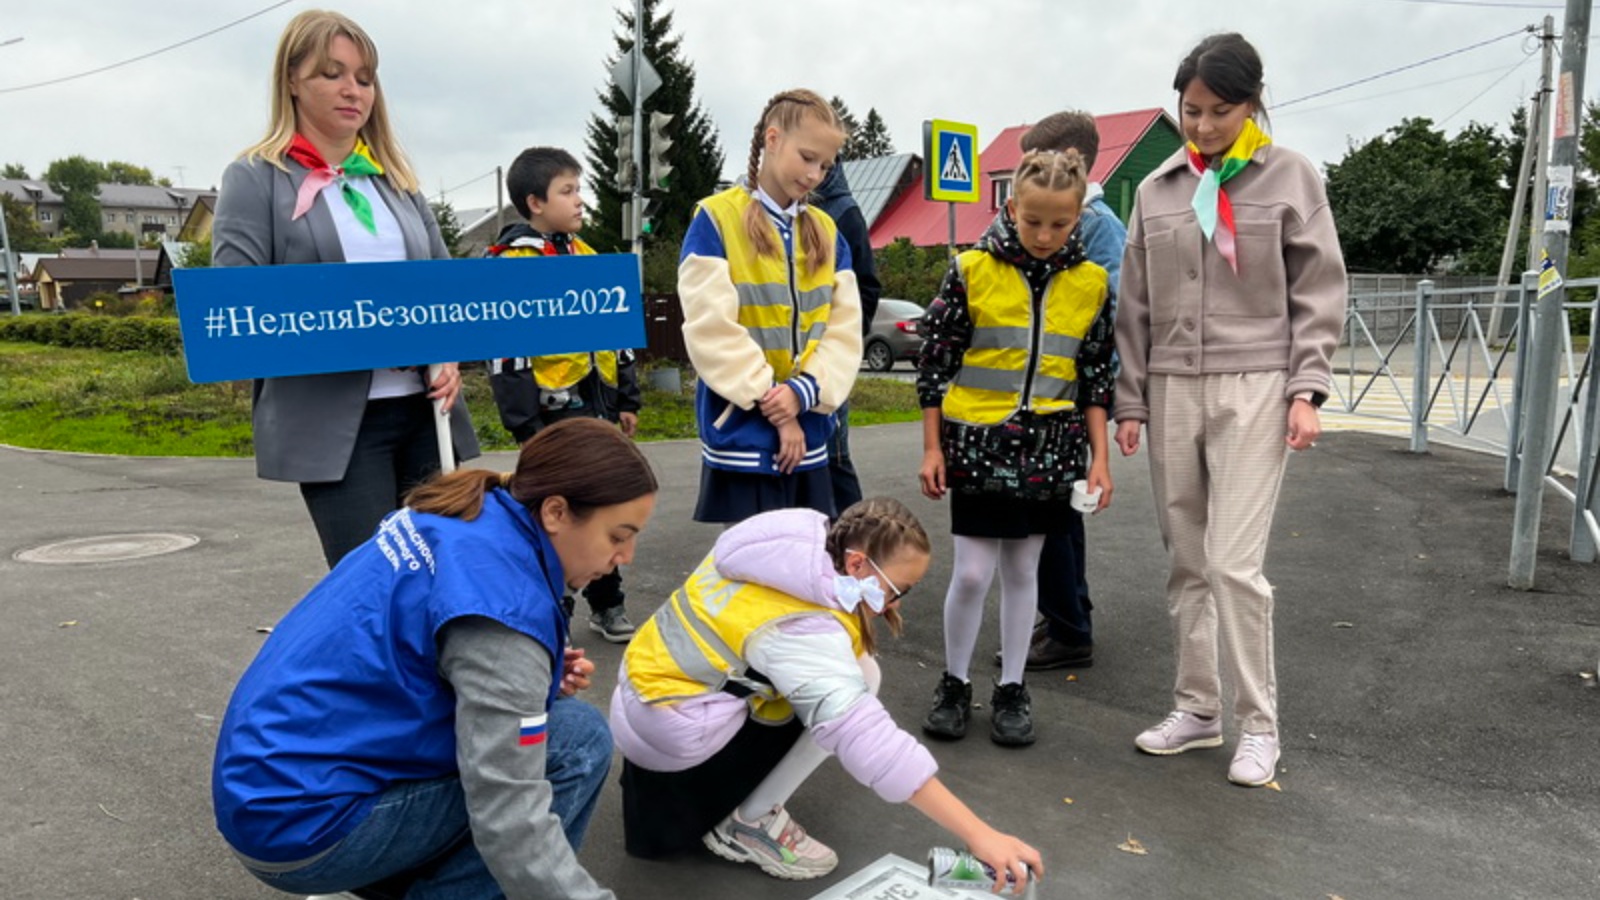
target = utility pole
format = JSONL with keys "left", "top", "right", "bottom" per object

{"left": 1510, "top": 0, "right": 1590, "bottom": 589}
{"left": 1489, "top": 17, "right": 1553, "bottom": 345}
{"left": 629, "top": 0, "right": 646, "bottom": 258}
{"left": 1, "top": 199, "right": 20, "bottom": 315}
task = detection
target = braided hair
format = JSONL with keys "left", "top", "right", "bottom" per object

{"left": 1012, "top": 148, "right": 1089, "bottom": 202}
{"left": 825, "top": 497, "right": 930, "bottom": 654}
{"left": 742, "top": 88, "right": 844, "bottom": 276}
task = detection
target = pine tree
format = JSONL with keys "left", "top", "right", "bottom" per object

{"left": 855, "top": 108, "right": 895, "bottom": 159}
{"left": 582, "top": 0, "right": 724, "bottom": 256}
{"left": 830, "top": 96, "right": 862, "bottom": 159}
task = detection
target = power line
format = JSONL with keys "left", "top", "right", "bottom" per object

{"left": 0, "top": 1, "right": 296, "bottom": 95}
{"left": 1272, "top": 58, "right": 1535, "bottom": 118}
{"left": 1439, "top": 50, "right": 1541, "bottom": 125}
{"left": 431, "top": 170, "right": 497, "bottom": 202}
{"left": 1384, "top": 0, "right": 1559, "bottom": 8}
{"left": 1271, "top": 26, "right": 1535, "bottom": 109}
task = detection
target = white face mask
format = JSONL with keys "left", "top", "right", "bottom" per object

{"left": 833, "top": 572, "right": 888, "bottom": 614}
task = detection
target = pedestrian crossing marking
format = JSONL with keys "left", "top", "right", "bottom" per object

{"left": 941, "top": 140, "right": 970, "bottom": 183}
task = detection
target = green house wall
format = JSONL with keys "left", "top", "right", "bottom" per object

{"left": 1103, "top": 118, "right": 1185, "bottom": 222}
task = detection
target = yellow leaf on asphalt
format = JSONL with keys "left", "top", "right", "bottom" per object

{"left": 59, "top": 620, "right": 78, "bottom": 628}
{"left": 1117, "top": 835, "right": 1148, "bottom": 856}
{"left": 1066, "top": 674, "right": 1078, "bottom": 682}
{"left": 1266, "top": 781, "right": 1283, "bottom": 792}
{"left": 1062, "top": 798, "right": 1073, "bottom": 804}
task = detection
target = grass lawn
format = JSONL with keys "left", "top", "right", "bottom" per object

{"left": 0, "top": 340, "right": 921, "bottom": 457}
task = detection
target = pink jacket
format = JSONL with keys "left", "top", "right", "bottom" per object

{"left": 608, "top": 509, "right": 938, "bottom": 804}
{"left": 1114, "top": 143, "right": 1347, "bottom": 422}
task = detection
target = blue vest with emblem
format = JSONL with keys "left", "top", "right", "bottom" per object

{"left": 212, "top": 489, "right": 567, "bottom": 863}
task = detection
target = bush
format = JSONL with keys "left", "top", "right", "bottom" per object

{"left": 874, "top": 238, "right": 951, "bottom": 303}
{"left": 0, "top": 312, "right": 183, "bottom": 355}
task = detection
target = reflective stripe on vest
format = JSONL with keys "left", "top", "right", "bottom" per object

{"left": 699, "top": 188, "right": 838, "bottom": 382}
{"left": 623, "top": 551, "right": 863, "bottom": 722}
{"left": 944, "top": 250, "right": 1107, "bottom": 426}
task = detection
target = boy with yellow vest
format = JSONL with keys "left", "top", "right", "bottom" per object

{"left": 487, "top": 147, "right": 642, "bottom": 642}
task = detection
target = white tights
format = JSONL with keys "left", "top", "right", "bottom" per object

{"left": 942, "top": 534, "right": 1045, "bottom": 686}
{"left": 736, "top": 654, "right": 882, "bottom": 821}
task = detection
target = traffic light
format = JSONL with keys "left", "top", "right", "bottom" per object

{"left": 647, "top": 111, "right": 674, "bottom": 192}
{"left": 640, "top": 197, "right": 659, "bottom": 236}
{"left": 615, "top": 115, "right": 637, "bottom": 192}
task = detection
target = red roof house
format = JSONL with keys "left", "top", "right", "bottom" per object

{"left": 868, "top": 108, "right": 1183, "bottom": 249}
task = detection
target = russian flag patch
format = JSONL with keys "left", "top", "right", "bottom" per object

{"left": 518, "top": 714, "right": 549, "bottom": 746}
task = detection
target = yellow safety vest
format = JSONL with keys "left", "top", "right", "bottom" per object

{"left": 697, "top": 187, "right": 838, "bottom": 382}
{"left": 623, "top": 551, "right": 864, "bottom": 724}
{"left": 496, "top": 237, "right": 619, "bottom": 391}
{"left": 942, "top": 251, "right": 1107, "bottom": 426}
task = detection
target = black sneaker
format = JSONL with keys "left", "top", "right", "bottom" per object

{"left": 922, "top": 672, "right": 972, "bottom": 740}
{"left": 588, "top": 607, "right": 636, "bottom": 643}
{"left": 990, "top": 681, "right": 1036, "bottom": 747}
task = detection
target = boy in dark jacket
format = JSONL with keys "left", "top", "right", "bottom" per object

{"left": 487, "top": 146, "right": 642, "bottom": 642}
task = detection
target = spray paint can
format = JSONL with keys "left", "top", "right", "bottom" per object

{"left": 927, "top": 847, "right": 1036, "bottom": 896}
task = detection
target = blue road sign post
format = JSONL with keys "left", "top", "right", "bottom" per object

{"left": 922, "top": 119, "right": 981, "bottom": 255}
{"left": 173, "top": 254, "right": 645, "bottom": 472}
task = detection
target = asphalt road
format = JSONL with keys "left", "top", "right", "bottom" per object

{"left": 2, "top": 425, "right": 1598, "bottom": 899}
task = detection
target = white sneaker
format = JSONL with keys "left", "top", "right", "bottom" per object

{"left": 1134, "top": 710, "right": 1223, "bottom": 755}
{"left": 1228, "top": 732, "right": 1281, "bottom": 786}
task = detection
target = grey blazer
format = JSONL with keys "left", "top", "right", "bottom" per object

{"left": 212, "top": 156, "right": 480, "bottom": 483}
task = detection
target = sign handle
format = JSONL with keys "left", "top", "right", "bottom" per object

{"left": 428, "top": 363, "right": 457, "bottom": 475}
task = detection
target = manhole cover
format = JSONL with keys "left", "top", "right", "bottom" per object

{"left": 15, "top": 533, "right": 201, "bottom": 565}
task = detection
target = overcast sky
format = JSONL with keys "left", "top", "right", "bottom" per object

{"left": 0, "top": 0, "right": 1573, "bottom": 216}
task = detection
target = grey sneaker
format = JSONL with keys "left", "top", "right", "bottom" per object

{"left": 1228, "top": 732, "right": 1281, "bottom": 786}
{"left": 588, "top": 607, "right": 636, "bottom": 643}
{"left": 1134, "top": 710, "right": 1223, "bottom": 755}
{"left": 702, "top": 805, "right": 838, "bottom": 880}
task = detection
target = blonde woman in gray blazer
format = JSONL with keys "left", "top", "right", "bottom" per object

{"left": 213, "top": 10, "right": 479, "bottom": 567}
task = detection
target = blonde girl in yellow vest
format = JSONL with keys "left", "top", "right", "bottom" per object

{"left": 678, "top": 89, "right": 863, "bottom": 524}
{"left": 916, "top": 149, "right": 1116, "bottom": 748}
{"left": 609, "top": 498, "right": 1043, "bottom": 888}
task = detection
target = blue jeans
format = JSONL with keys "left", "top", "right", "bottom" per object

{"left": 242, "top": 697, "right": 611, "bottom": 899}
{"left": 1037, "top": 511, "right": 1093, "bottom": 645}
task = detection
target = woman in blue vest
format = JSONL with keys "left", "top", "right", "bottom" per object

{"left": 212, "top": 418, "right": 656, "bottom": 899}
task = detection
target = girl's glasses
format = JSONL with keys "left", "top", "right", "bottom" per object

{"left": 864, "top": 555, "right": 907, "bottom": 601}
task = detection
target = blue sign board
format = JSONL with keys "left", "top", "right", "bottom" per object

{"left": 172, "top": 254, "right": 644, "bottom": 383}
{"left": 923, "top": 119, "right": 980, "bottom": 203}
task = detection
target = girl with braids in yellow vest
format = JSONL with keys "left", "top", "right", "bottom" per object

{"left": 677, "top": 89, "right": 863, "bottom": 523}
{"left": 610, "top": 498, "right": 1043, "bottom": 888}
{"left": 918, "top": 149, "right": 1116, "bottom": 748}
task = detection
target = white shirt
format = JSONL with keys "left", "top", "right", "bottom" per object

{"left": 324, "top": 176, "right": 423, "bottom": 399}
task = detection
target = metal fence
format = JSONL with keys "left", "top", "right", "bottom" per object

{"left": 1332, "top": 275, "right": 1599, "bottom": 570}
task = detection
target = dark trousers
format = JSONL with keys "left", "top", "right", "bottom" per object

{"left": 299, "top": 396, "right": 442, "bottom": 568}
{"left": 1036, "top": 510, "right": 1093, "bottom": 645}
{"left": 827, "top": 402, "right": 863, "bottom": 514}
{"left": 581, "top": 567, "right": 625, "bottom": 614}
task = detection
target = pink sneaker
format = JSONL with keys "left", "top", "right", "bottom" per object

{"left": 702, "top": 805, "right": 839, "bottom": 880}
{"left": 1134, "top": 710, "right": 1223, "bottom": 755}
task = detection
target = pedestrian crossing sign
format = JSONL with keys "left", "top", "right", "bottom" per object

{"left": 923, "top": 119, "right": 980, "bottom": 203}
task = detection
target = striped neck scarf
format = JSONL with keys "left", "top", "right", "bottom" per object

{"left": 1186, "top": 118, "right": 1271, "bottom": 274}
{"left": 286, "top": 134, "right": 386, "bottom": 235}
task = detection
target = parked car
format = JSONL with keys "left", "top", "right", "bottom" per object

{"left": 863, "top": 298, "right": 925, "bottom": 372}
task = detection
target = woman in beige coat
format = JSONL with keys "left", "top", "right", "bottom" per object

{"left": 1113, "top": 32, "right": 1347, "bottom": 787}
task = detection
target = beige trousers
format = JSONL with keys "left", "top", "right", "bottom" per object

{"left": 1146, "top": 371, "right": 1289, "bottom": 735}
